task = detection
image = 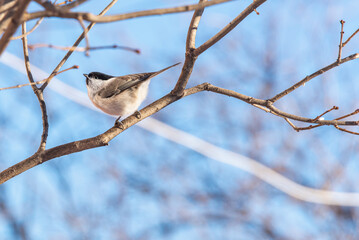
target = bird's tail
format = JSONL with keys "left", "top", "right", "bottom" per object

{"left": 150, "top": 62, "right": 181, "bottom": 78}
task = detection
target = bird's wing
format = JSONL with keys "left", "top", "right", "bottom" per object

{"left": 97, "top": 63, "right": 181, "bottom": 98}
{"left": 98, "top": 73, "right": 152, "bottom": 98}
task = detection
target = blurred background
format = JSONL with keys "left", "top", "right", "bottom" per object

{"left": 1, "top": 0, "right": 359, "bottom": 239}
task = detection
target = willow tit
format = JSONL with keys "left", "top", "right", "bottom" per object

{"left": 83, "top": 62, "right": 180, "bottom": 122}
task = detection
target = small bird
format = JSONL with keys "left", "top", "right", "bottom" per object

{"left": 83, "top": 62, "right": 180, "bottom": 123}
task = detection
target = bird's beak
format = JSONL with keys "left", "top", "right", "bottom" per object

{"left": 83, "top": 74, "right": 88, "bottom": 78}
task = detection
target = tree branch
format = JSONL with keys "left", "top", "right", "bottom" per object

{"left": 2, "top": 77, "right": 359, "bottom": 184}
{"left": 28, "top": 43, "right": 140, "bottom": 54}
{"left": 10, "top": 17, "right": 43, "bottom": 40}
{"left": 24, "top": 0, "right": 234, "bottom": 22}
{"left": 172, "top": 0, "right": 266, "bottom": 96}
{"left": 337, "top": 20, "right": 345, "bottom": 63}
{"left": 269, "top": 53, "right": 359, "bottom": 103}
{"left": 186, "top": 0, "right": 206, "bottom": 51}
{"left": 21, "top": 22, "right": 49, "bottom": 152}
{"left": 172, "top": 0, "right": 207, "bottom": 96}
{"left": 194, "top": 0, "right": 267, "bottom": 55}
{"left": 0, "top": 0, "right": 31, "bottom": 55}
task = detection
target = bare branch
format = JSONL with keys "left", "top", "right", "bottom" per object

{"left": 343, "top": 28, "right": 359, "bottom": 47}
{"left": 172, "top": 0, "right": 208, "bottom": 96}
{"left": 335, "top": 109, "right": 359, "bottom": 121}
{"left": 28, "top": 43, "right": 141, "bottom": 54}
{"left": 313, "top": 106, "right": 338, "bottom": 121}
{"left": 21, "top": 22, "right": 49, "bottom": 152}
{"left": 0, "top": 65, "right": 78, "bottom": 91}
{"left": 265, "top": 103, "right": 358, "bottom": 126}
{"left": 0, "top": 84, "right": 202, "bottom": 184}
{"left": 334, "top": 125, "right": 359, "bottom": 135}
{"left": 3, "top": 77, "right": 359, "bottom": 183}
{"left": 337, "top": 20, "right": 345, "bottom": 63}
{"left": 269, "top": 53, "right": 359, "bottom": 103}
{"left": 40, "top": 0, "right": 118, "bottom": 90}
{"left": 0, "top": 0, "right": 31, "bottom": 55}
{"left": 24, "top": 0, "right": 234, "bottom": 22}
{"left": 10, "top": 17, "right": 44, "bottom": 40}
{"left": 55, "top": 65, "right": 79, "bottom": 75}
{"left": 77, "top": 16, "right": 90, "bottom": 56}
{"left": 194, "top": 0, "right": 266, "bottom": 56}
{"left": 186, "top": 0, "right": 206, "bottom": 51}
{"left": 0, "top": 79, "right": 47, "bottom": 91}
{"left": 0, "top": 0, "right": 16, "bottom": 15}
{"left": 285, "top": 118, "right": 322, "bottom": 132}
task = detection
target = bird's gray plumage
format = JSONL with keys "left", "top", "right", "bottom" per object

{"left": 84, "top": 62, "right": 180, "bottom": 117}
{"left": 98, "top": 73, "right": 153, "bottom": 98}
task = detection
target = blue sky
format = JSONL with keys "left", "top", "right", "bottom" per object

{"left": 1, "top": 0, "right": 359, "bottom": 239}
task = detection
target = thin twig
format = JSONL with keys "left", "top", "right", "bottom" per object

{"left": 0, "top": 79, "right": 46, "bottom": 91}
{"left": 24, "top": 0, "right": 234, "bottom": 22}
{"left": 28, "top": 43, "right": 141, "bottom": 54}
{"left": 337, "top": 20, "right": 345, "bottom": 63}
{"left": 253, "top": 0, "right": 260, "bottom": 15}
{"left": 0, "top": 65, "right": 78, "bottom": 91}
{"left": 172, "top": 0, "right": 266, "bottom": 96}
{"left": 313, "top": 106, "right": 338, "bottom": 121}
{"left": 285, "top": 117, "right": 322, "bottom": 132}
{"left": 343, "top": 28, "right": 359, "bottom": 47}
{"left": 55, "top": 65, "right": 79, "bottom": 75}
{"left": 21, "top": 22, "right": 49, "bottom": 152}
{"left": 10, "top": 18, "right": 43, "bottom": 40}
{"left": 194, "top": 0, "right": 266, "bottom": 56}
{"left": 334, "top": 125, "right": 359, "bottom": 135}
{"left": 77, "top": 16, "right": 90, "bottom": 56}
{"left": 269, "top": 53, "right": 359, "bottom": 103}
{"left": 334, "top": 109, "right": 359, "bottom": 121}
{"left": 40, "top": 0, "right": 118, "bottom": 90}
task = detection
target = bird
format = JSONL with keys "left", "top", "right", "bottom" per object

{"left": 83, "top": 62, "right": 180, "bottom": 124}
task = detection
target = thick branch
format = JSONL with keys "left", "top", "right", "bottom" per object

{"left": 186, "top": 0, "right": 206, "bottom": 51}
{"left": 24, "top": 0, "right": 234, "bottom": 22}
{"left": 172, "top": 0, "right": 208, "bottom": 96}
{"left": 0, "top": 0, "right": 31, "bottom": 55}
{"left": 0, "top": 85, "right": 202, "bottom": 184}
{"left": 2, "top": 79, "right": 359, "bottom": 184}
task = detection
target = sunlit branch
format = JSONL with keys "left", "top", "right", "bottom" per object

{"left": 24, "top": 0, "right": 234, "bottom": 22}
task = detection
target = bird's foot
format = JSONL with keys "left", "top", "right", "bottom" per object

{"left": 135, "top": 111, "right": 142, "bottom": 119}
{"left": 114, "top": 116, "right": 124, "bottom": 130}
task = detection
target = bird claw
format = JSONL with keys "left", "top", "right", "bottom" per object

{"left": 135, "top": 111, "right": 142, "bottom": 119}
{"left": 114, "top": 116, "right": 124, "bottom": 130}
